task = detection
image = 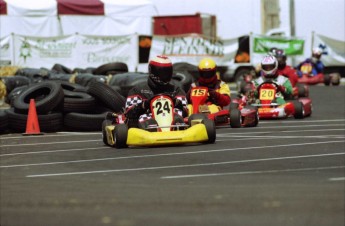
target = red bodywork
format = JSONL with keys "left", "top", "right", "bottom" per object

{"left": 188, "top": 86, "right": 258, "bottom": 127}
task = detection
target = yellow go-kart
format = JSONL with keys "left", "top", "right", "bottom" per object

{"left": 102, "top": 94, "right": 216, "bottom": 148}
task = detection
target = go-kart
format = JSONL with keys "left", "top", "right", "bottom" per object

{"left": 187, "top": 86, "right": 258, "bottom": 128}
{"left": 102, "top": 94, "right": 216, "bottom": 148}
{"left": 232, "top": 81, "right": 312, "bottom": 120}
{"left": 297, "top": 62, "right": 340, "bottom": 86}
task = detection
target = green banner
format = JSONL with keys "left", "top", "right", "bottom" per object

{"left": 253, "top": 36, "right": 304, "bottom": 55}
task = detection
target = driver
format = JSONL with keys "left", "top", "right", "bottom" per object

{"left": 250, "top": 55, "right": 293, "bottom": 105}
{"left": 187, "top": 58, "right": 230, "bottom": 113}
{"left": 273, "top": 49, "right": 299, "bottom": 87}
{"left": 125, "top": 55, "right": 188, "bottom": 128}
{"left": 296, "top": 47, "right": 325, "bottom": 77}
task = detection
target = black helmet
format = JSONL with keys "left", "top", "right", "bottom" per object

{"left": 148, "top": 55, "right": 173, "bottom": 85}
{"left": 274, "top": 49, "right": 287, "bottom": 69}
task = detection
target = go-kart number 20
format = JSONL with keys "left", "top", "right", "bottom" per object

{"left": 192, "top": 89, "right": 207, "bottom": 96}
{"left": 155, "top": 100, "right": 171, "bottom": 115}
{"left": 260, "top": 88, "right": 275, "bottom": 100}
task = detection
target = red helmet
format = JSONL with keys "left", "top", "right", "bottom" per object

{"left": 148, "top": 55, "right": 173, "bottom": 85}
{"left": 198, "top": 58, "right": 217, "bottom": 87}
{"left": 261, "top": 55, "right": 278, "bottom": 78}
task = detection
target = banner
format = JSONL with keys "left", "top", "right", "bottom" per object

{"left": 149, "top": 34, "right": 239, "bottom": 66}
{"left": 12, "top": 34, "right": 138, "bottom": 71}
{"left": 313, "top": 33, "right": 345, "bottom": 66}
{"left": 0, "top": 35, "right": 11, "bottom": 65}
{"left": 252, "top": 35, "right": 305, "bottom": 55}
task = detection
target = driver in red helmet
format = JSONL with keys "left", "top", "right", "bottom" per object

{"left": 124, "top": 55, "right": 188, "bottom": 128}
{"left": 251, "top": 55, "right": 293, "bottom": 105}
{"left": 187, "top": 58, "right": 231, "bottom": 113}
{"left": 273, "top": 49, "right": 299, "bottom": 87}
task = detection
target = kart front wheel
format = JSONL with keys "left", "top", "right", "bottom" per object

{"left": 113, "top": 124, "right": 128, "bottom": 149}
{"left": 202, "top": 119, "right": 216, "bottom": 144}
{"left": 230, "top": 109, "right": 242, "bottom": 128}
{"left": 102, "top": 119, "right": 112, "bottom": 146}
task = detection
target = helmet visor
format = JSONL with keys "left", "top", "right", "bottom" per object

{"left": 151, "top": 66, "right": 172, "bottom": 83}
{"left": 262, "top": 64, "right": 276, "bottom": 72}
{"left": 199, "top": 69, "right": 216, "bottom": 79}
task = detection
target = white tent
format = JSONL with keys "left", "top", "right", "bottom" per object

{"left": 0, "top": 0, "right": 158, "bottom": 38}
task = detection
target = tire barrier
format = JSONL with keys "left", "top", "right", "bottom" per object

{"left": 0, "top": 109, "right": 9, "bottom": 133}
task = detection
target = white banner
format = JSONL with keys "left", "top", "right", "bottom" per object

{"left": 12, "top": 34, "right": 138, "bottom": 71}
{"left": 0, "top": 35, "right": 12, "bottom": 65}
{"left": 313, "top": 33, "right": 345, "bottom": 66}
{"left": 149, "top": 34, "right": 239, "bottom": 66}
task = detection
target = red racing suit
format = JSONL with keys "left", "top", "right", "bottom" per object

{"left": 277, "top": 65, "right": 299, "bottom": 87}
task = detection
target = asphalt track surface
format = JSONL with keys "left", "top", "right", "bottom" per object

{"left": 1, "top": 85, "right": 344, "bottom": 226}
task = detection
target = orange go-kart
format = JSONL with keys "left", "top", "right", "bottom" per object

{"left": 186, "top": 86, "right": 258, "bottom": 128}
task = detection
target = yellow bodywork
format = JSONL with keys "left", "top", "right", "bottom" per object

{"left": 127, "top": 123, "right": 209, "bottom": 146}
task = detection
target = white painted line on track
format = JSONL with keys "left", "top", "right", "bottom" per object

{"left": 218, "top": 128, "right": 345, "bottom": 135}
{"left": 0, "top": 132, "right": 100, "bottom": 140}
{"left": 1, "top": 140, "right": 101, "bottom": 147}
{"left": 162, "top": 166, "right": 345, "bottom": 179}
{"left": 0, "top": 147, "right": 109, "bottom": 157}
{"left": 329, "top": 177, "right": 345, "bottom": 181}
{"left": 25, "top": 152, "right": 345, "bottom": 178}
{"left": 1, "top": 140, "right": 343, "bottom": 168}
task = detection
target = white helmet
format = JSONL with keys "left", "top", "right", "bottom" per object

{"left": 261, "top": 55, "right": 278, "bottom": 78}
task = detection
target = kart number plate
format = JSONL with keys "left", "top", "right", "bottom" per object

{"left": 259, "top": 88, "right": 275, "bottom": 100}
{"left": 301, "top": 64, "right": 312, "bottom": 74}
{"left": 191, "top": 88, "right": 207, "bottom": 96}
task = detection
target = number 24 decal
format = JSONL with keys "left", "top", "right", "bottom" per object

{"left": 155, "top": 101, "right": 171, "bottom": 115}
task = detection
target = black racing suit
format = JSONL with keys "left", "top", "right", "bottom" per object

{"left": 125, "top": 76, "right": 188, "bottom": 128}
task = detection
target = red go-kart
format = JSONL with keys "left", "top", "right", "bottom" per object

{"left": 233, "top": 81, "right": 312, "bottom": 120}
{"left": 187, "top": 86, "right": 259, "bottom": 128}
{"left": 297, "top": 62, "right": 340, "bottom": 86}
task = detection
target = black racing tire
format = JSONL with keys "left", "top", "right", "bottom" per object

{"left": 293, "top": 101, "right": 304, "bottom": 119}
{"left": 330, "top": 73, "right": 341, "bottom": 86}
{"left": 113, "top": 124, "right": 128, "bottom": 149}
{"left": 324, "top": 74, "right": 331, "bottom": 86}
{"left": 87, "top": 81, "right": 125, "bottom": 113}
{"left": 230, "top": 102, "right": 239, "bottom": 110}
{"left": 58, "top": 81, "right": 88, "bottom": 93}
{"left": 63, "top": 112, "right": 107, "bottom": 131}
{"left": 296, "top": 83, "right": 307, "bottom": 97}
{"left": 63, "top": 89, "right": 96, "bottom": 113}
{"left": 188, "top": 113, "right": 208, "bottom": 126}
{"left": 230, "top": 108, "right": 242, "bottom": 128}
{"left": 5, "top": 108, "right": 63, "bottom": 133}
{"left": 51, "top": 63, "right": 72, "bottom": 74}
{"left": 93, "top": 62, "right": 128, "bottom": 75}
{"left": 202, "top": 118, "right": 216, "bottom": 144}
{"left": 13, "top": 81, "right": 64, "bottom": 114}
{"left": 0, "top": 110, "right": 9, "bottom": 133}
{"left": 1, "top": 75, "right": 30, "bottom": 94}
{"left": 5, "top": 85, "right": 29, "bottom": 106}
{"left": 171, "top": 72, "right": 193, "bottom": 93}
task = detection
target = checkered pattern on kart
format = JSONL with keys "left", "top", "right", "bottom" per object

{"left": 125, "top": 95, "right": 143, "bottom": 109}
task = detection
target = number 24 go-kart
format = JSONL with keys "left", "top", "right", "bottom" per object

{"left": 102, "top": 94, "right": 216, "bottom": 148}
{"left": 233, "top": 81, "right": 312, "bottom": 119}
{"left": 186, "top": 86, "right": 259, "bottom": 128}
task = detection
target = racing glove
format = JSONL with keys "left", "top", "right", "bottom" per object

{"left": 277, "top": 85, "right": 286, "bottom": 94}
{"left": 209, "top": 90, "right": 231, "bottom": 107}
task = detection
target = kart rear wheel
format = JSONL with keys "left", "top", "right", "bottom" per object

{"left": 324, "top": 74, "right": 331, "bottom": 86}
{"left": 113, "top": 124, "right": 128, "bottom": 149}
{"left": 202, "top": 119, "right": 216, "bottom": 144}
{"left": 297, "top": 83, "right": 307, "bottom": 97}
{"left": 293, "top": 101, "right": 304, "bottom": 119}
{"left": 330, "top": 73, "right": 340, "bottom": 86}
{"left": 230, "top": 109, "right": 242, "bottom": 128}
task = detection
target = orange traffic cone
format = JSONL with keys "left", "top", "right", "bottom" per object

{"left": 23, "top": 99, "right": 43, "bottom": 135}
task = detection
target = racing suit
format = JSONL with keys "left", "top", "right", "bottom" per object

{"left": 277, "top": 65, "right": 299, "bottom": 87}
{"left": 125, "top": 76, "right": 188, "bottom": 128}
{"left": 251, "top": 75, "right": 293, "bottom": 105}
{"left": 187, "top": 79, "right": 231, "bottom": 114}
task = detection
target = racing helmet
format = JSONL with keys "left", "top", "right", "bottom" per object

{"left": 261, "top": 55, "right": 278, "bottom": 78}
{"left": 148, "top": 55, "right": 173, "bottom": 85}
{"left": 274, "top": 49, "right": 287, "bottom": 69}
{"left": 198, "top": 58, "right": 218, "bottom": 87}
{"left": 268, "top": 47, "right": 278, "bottom": 56}
{"left": 312, "top": 47, "right": 322, "bottom": 60}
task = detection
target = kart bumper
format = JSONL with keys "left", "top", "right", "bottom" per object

{"left": 126, "top": 123, "right": 209, "bottom": 146}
